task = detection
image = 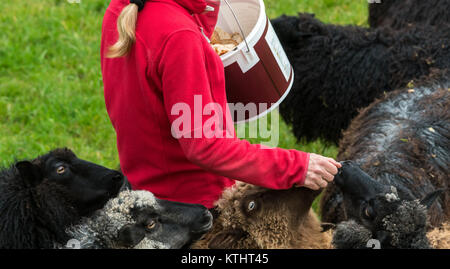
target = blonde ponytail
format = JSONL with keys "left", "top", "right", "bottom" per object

{"left": 107, "top": 4, "right": 139, "bottom": 58}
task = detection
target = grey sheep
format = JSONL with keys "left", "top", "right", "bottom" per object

{"left": 64, "top": 190, "right": 213, "bottom": 249}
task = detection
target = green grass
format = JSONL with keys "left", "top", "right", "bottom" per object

{"left": 0, "top": 0, "right": 368, "bottom": 211}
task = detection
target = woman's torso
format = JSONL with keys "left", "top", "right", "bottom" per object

{"left": 101, "top": 0, "right": 235, "bottom": 208}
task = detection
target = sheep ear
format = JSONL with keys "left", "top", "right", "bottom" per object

{"left": 420, "top": 189, "right": 444, "bottom": 209}
{"left": 15, "top": 161, "right": 42, "bottom": 187}
{"left": 207, "top": 229, "right": 246, "bottom": 249}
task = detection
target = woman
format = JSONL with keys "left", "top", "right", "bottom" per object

{"left": 101, "top": 0, "right": 341, "bottom": 209}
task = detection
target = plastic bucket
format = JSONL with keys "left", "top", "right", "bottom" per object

{"left": 217, "top": 0, "right": 294, "bottom": 123}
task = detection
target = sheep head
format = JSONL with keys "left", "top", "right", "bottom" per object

{"left": 332, "top": 161, "right": 444, "bottom": 249}
{"left": 66, "top": 190, "right": 213, "bottom": 249}
{"left": 197, "top": 182, "right": 325, "bottom": 249}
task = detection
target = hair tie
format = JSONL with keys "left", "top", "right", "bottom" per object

{"left": 130, "top": 0, "right": 147, "bottom": 11}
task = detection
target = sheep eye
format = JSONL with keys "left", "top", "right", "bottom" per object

{"left": 145, "top": 220, "right": 156, "bottom": 230}
{"left": 248, "top": 201, "right": 256, "bottom": 212}
{"left": 56, "top": 166, "right": 66, "bottom": 174}
{"left": 364, "top": 207, "right": 374, "bottom": 219}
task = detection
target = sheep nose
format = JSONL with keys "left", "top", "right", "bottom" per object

{"left": 337, "top": 167, "right": 343, "bottom": 176}
{"left": 201, "top": 210, "right": 213, "bottom": 224}
{"left": 337, "top": 161, "right": 354, "bottom": 176}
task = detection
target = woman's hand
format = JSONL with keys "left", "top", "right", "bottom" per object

{"left": 301, "top": 153, "right": 342, "bottom": 190}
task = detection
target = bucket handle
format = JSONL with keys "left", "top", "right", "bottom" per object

{"left": 222, "top": 0, "right": 251, "bottom": 53}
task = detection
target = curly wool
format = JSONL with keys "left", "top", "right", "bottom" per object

{"left": 66, "top": 190, "right": 167, "bottom": 249}
{"left": 193, "top": 183, "right": 272, "bottom": 249}
{"left": 381, "top": 200, "right": 430, "bottom": 248}
{"left": 192, "top": 182, "right": 332, "bottom": 249}
{"left": 332, "top": 220, "right": 372, "bottom": 249}
{"left": 0, "top": 159, "right": 79, "bottom": 249}
{"left": 332, "top": 200, "right": 432, "bottom": 249}
{"left": 334, "top": 225, "right": 450, "bottom": 249}
{"left": 272, "top": 13, "right": 450, "bottom": 144}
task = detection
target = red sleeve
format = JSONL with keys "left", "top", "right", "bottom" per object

{"left": 158, "top": 30, "right": 310, "bottom": 190}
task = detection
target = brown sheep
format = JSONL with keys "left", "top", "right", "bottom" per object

{"left": 192, "top": 182, "right": 332, "bottom": 249}
{"left": 428, "top": 222, "right": 450, "bottom": 249}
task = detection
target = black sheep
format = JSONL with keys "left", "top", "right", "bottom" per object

{"left": 271, "top": 13, "right": 450, "bottom": 143}
{"left": 320, "top": 71, "right": 449, "bottom": 245}
{"left": 369, "top": 0, "right": 450, "bottom": 29}
{"left": 329, "top": 162, "right": 443, "bottom": 249}
{"left": 0, "top": 148, "right": 127, "bottom": 249}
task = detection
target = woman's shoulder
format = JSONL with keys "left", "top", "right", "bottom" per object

{"left": 137, "top": 4, "right": 200, "bottom": 41}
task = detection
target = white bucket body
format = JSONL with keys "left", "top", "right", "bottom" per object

{"left": 216, "top": 0, "right": 294, "bottom": 123}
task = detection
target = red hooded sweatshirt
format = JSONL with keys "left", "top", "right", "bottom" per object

{"left": 101, "top": 0, "right": 310, "bottom": 208}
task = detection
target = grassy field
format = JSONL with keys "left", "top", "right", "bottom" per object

{"left": 0, "top": 0, "right": 368, "bottom": 210}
